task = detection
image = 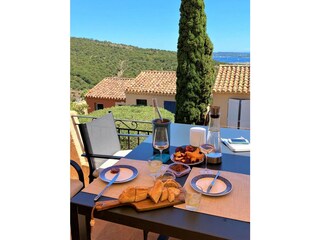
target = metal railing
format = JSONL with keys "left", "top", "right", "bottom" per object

{"left": 71, "top": 115, "right": 152, "bottom": 149}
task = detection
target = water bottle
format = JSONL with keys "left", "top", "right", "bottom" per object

{"left": 207, "top": 106, "right": 222, "bottom": 164}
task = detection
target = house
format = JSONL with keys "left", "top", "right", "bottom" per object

{"left": 85, "top": 77, "right": 135, "bottom": 113}
{"left": 84, "top": 65, "right": 250, "bottom": 128}
{"left": 211, "top": 64, "right": 250, "bottom": 129}
{"left": 125, "top": 70, "right": 177, "bottom": 113}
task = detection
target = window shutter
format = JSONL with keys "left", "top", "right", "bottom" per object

{"left": 227, "top": 99, "right": 240, "bottom": 128}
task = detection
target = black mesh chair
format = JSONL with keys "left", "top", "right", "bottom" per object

{"left": 76, "top": 113, "right": 151, "bottom": 240}
{"left": 70, "top": 159, "right": 85, "bottom": 198}
{"left": 70, "top": 159, "right": 85, "bottom": 240}
{"left": 77, "top": 112, "right": 132, "bottom": 183}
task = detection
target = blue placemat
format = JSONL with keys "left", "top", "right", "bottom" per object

{"left": 150, "top": 153, "right": 171, "bottom": 163}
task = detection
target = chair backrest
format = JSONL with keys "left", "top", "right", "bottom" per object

{"left": 78, "top": 112, "right": 122, "bottom": 180}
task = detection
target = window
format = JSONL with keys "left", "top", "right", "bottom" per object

{"left": 227, "top": 99, "right": 250, "bottom": 129}
{"left": 115, "top": 102, "right": 125, "bottom": 106}
{"left": 164, "top": 101, "right": 176, "bottom": 113}
{"left": 136, "top": 99, "right": 147, "bottom": 106}
{"left": 95, "top": 103, "right": 104, "bottom": 110}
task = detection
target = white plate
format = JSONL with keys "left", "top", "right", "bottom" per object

{"left": 99, "top": 165, "right": 138, "bottom": 183}
{"left": 170, "top": 154, "right": 204, "bottom": 166}
{"left": 190, "top": 174, "right": 232, "bottom": 196}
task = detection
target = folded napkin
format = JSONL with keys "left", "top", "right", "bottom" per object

{"left": 221, "top": 137, "right": 250, "bottom": 152}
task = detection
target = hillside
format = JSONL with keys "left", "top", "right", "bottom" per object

{"left": 71, "top": 37, "right": 179, "bottom": 91}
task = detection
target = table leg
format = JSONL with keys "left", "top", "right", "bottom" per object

{"left": 70, "top": 202, "right": 80, "bottom": 240}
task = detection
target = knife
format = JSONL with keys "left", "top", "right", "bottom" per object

{"left": 94, "top": 171, "right": 120, "bottom": 202}
{"left": 206, "top": 171, "right": 221, "bottom": 193}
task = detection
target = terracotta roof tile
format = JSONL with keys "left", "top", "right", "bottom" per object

{"left": 125, "top": 71, "right": 176, "bottom": 95}
{"left": 85, "top": 77, "right": 135, "bottom": 100}
{"left": 212, "top": 64, "right": 250, "bottom": 94}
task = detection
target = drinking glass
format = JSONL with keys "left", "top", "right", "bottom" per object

{"left": 153, "top": 126, "right": 169, "bottom": 162}
{"left": 148, "top": 159, "right": 163, "bottom": 181}
{"left": 185, "top": 191, "right": 202, "bottom": 211}
{"left": 199, "top": 143, "right": 214, "bottom": 174}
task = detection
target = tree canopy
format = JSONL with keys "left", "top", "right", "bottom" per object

{"left": 175, "top": 0, "right": 215, "bottom": 125}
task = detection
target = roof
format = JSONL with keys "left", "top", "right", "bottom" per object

{"left": 212, "top": 64, "right": 250, "bottom": 94}
{"left": 85, "top": 77, "right": 135, "bottom": 100}
{"left": 125, "top": 70, "right": 176, "bottom": 95}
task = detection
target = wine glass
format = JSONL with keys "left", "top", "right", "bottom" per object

{"left": 153, "top": 126, "right": 169, "bottom": 162}
{"left": 199, "top": 143, "right": 214, "bottom": 174}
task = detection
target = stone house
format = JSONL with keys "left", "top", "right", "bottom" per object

{"left": 85, "top": 77, "right": 135, "bottom": 113}
{"left": 125, "top": 71, "right": 176, "bottom": 113}
{"left": 211, "top": 64, "right": 250, "bottom": 129}
{"left": 84, "top": 65, "right": 250, "bottom": 129}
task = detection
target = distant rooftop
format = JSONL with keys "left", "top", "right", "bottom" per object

{"left": 86, "top": 65, "right": 250, "bottom": 99}
{"left": 85, "top": 77, "right": 135, "bottom": 100}
{"left": 212, "top": 64, "right": 250, "bottom": 94}
{"left": 125, "top": 70, "right": 176, "bottom": 95}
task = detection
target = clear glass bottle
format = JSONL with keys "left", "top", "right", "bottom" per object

{"left": 207, "top": 106, "right": 222, "bottom": 164}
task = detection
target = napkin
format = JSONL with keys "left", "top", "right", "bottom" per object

{"left": 221, "top": 138, "right": 250, "bottom": 152}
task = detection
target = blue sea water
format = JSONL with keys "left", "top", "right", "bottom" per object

{"left": 213, "top": 52, "right": 250, "bottom": 64}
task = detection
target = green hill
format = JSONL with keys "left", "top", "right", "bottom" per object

{"left": 70, "top": 37, "right": 179, "bottom": 91}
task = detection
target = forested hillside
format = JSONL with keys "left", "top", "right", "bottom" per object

{"left": 70, "top": 37, "right": 178, "bottom": 91}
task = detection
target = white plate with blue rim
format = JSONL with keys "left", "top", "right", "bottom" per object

{"left": 99, "top": 165, "right": 138, "bottom": 183}
{"left": 190, "top": 174, "right": 232, "bottom": 196}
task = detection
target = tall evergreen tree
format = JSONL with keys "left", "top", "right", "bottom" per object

{"left": 175, "top": 0, "right": 214, "bottom": 124}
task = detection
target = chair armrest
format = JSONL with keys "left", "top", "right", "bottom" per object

{"left": 70, "top": 159, "right": 85, "bottom": 186}
{"left": 81, "top": 153, "right": 122, "bottom": 160}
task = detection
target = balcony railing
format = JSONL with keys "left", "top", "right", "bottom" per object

{"left": 72, "top": 115, "right": 152, "bottom": 149}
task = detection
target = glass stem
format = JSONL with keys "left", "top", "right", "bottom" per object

{"left": 160, "top": 150, "right": 163, "bottom": 161}
{"left": 205, "top": 154, "right": 208, "bottom": 170}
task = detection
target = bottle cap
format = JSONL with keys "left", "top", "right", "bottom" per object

{"left": 210, "top": 105, "right": 220, "bottom": 117}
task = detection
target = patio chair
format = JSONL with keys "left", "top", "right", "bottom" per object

{"left": 77, "top": 112, "right": 132, "bottom": 183}
{"left": 70, "top": 159, "right": 85, "bottom": 198}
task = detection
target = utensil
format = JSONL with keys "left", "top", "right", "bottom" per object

{"left": 206, "top": 171, "right": 221, "bottom": 193}
{"left": 94, "top": 171, "right": 120, "bottom": 202}
{"left": 152, "top": 98, "right": 163, "bottom": 121}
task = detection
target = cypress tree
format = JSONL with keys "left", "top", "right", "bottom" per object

{"left": 175, "top": 0, "right": 214, "bottom": 124}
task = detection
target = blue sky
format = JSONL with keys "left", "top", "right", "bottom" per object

{"left": 71, "top": 0, "right": 250, "bottom": 52}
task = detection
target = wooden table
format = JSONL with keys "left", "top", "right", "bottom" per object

{"left": 71, "top": 124, "right": 250, "bottom": 240}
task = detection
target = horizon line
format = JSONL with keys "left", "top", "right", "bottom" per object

{"left": 70, "top": 36, "right": 250, "bottom": 53}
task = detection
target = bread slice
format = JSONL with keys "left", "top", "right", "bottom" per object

{"left": 135, "top": 187, "right": 149, "bottom": 202}
{"left": 168, "top": 187, "right": 180, "bottom": 197}
{"left": 163, "top": 179, "right": 181, "bottom": 188}
{"left": 160, "top": 187, "right": 168, "bottom": 202}
{"left": 148, "top": 180, "right": 164, "bottom": 203}
{"left": 119, "top": 186, "right": 136, "bottom": 203}
{"left": 167, "top": 188, "right": 175, "bottom": 202}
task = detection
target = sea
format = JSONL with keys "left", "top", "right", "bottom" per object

{"left": 213, "top": 52, "right": 250, "bottom": 64}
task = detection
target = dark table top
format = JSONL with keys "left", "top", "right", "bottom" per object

{"left": 71, "top": 124, "right": 250, "bottom": 240}
{"left": 141, "top": 122, "right": 250, "bottom": 157}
